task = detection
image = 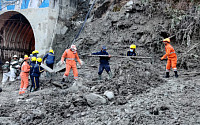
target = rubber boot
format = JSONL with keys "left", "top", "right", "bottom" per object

{"left": 61, "top": 78, "right": 65, "bottom": 82}
{"left": 174, "top": 71, "right": 178, "bottom": 78}
{"left": 164, "top": 72, "right": 169, "bottom": 78}
{"left": 108, "top": 72, "right": 112, "bottom": 79}
{"left": 98, "top": 75, "right": 102, "bottom": 80}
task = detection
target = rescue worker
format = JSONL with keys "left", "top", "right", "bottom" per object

{"left": 61, "top": 45, "right": 82, "bottom": 82}
{"left": 42, "top": 49, "right": 55, "bottom": 69}
{"left": 31, "top": 58, "right": 44, "bottom": 91}
{"left": 1, "top": 61, "right": 10, "bottom": 85}
{"left": 91, "top": 46, "right": 112, "bottom": 80}
{"left": 30, "top": 57, "right": 37, "bottom": 92}
{"left": 30, "top": 50, "right": 39, "bottom": 64}
{"left": 10, "top": 55, "right": 20, "bottom": 81}
{"left": 161, "top": 38, "right": 178, "bottom": 78}
{"left": 127, "top": 44, "right": 137, "bottom": 56}
{"left": 19, "top": 57, "right": 30, "bottom": 94}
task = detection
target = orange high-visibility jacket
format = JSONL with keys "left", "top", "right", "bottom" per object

{"left": 20, "top": 61, "right": 30, "bottom": 77}
{"left": 162, "top": 43, "right": 176, "bottom": 59}
{"left": 61, "top": 49, "right": 81, "bottom": 65}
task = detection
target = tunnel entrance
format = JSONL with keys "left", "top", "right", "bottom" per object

{"left": 0, "top": 11, "right": 35, "bottom": 62}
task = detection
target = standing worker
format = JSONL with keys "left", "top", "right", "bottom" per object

{"left": 61, "top": 45, "right": 82, "bottom": 82}
{"left": 30, "top": 50, "right": 39, "bottom": 63}
{"left": 127, "top": 44, "right": 137, "bottom": 56}
{"left": 161, "top": 38, "right": 178, "bottom": 78}
{"left": 30, "top": 57, "right": 37, "bottom": 92}
{"left": 31, "top": 58, "right": 44, "bottom": 91}
{"left": 91, "top": 46, "right": 112, "bottom": 80}
{"left": 19, "top": 57, "right": 30, "bottom": 94}
{"left": 10, "top": 55, "right": 20, "bottom": 81}
{"left": 1, "top": 61, "right": 10, "bottom": 85}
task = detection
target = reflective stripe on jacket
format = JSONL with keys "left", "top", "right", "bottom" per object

{"left": 61, "top": 49, "right": 81, "bottom": 64}
{"left": 162, "top": 43, "right": 176, "bottom": 59}
{"left": 43, "top": 52, "right": 55, "bottom": 65}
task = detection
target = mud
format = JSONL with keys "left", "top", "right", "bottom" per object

{"left": 1, "top": 0, "right": 200, "bottom": 124}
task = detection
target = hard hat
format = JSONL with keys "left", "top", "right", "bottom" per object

{"left": 37, "top": 58, "right": 42, "bottom": 63}
{"left": 24, "top": 57, "right": 30, "bottom": 60}
{"left": 32, "top": 51, "right": 35, "bottom": 54}
{"left": 102, "top": 46, "right": 106, "bottom": 50}
{"left": 35, "top": 50, "right": 39, "bottom": 54}
{"left": 24, "top": 55, "right": 28, "bottom": 58}
{"left": 71, "top": 45, "right": 77, "bottom": 50}
{"left": 31, "top": 57, "right": 37, "bottom": 61}
{"left": 49, "top": 49, "right": 54, "bottom": 53}
{"left": 5, "top": 61, "right": 9, "bottom": 64}
{"left": 130, "top": 44, "right": 136, "bottom": 49}
{"left": 13, "top": 55, "right": 18, "bottom": 58}
{"left": 163, "top": 38, "right": 170, "bottom": 43}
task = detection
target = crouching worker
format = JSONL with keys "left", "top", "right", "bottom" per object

{"left": 30, "top": 57, "right": 37, "bottom": 92}
{"left": 1, "top": 61, "right": 10, "bottom": 85}
{"left": 91, "top": 46, "right": 112, "bottom": 80}
{"left": 19, "top": 57, "right": 30, "bottom": 95}
{"left": 31, "top": 58, "right": 44, "bottom": 91}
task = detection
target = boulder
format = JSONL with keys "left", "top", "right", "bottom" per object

{"left": 85, "top": 93, "right": 107, "bottom": 106}
{"left": 104, "top": 91, "right": 114, "bottom": 100}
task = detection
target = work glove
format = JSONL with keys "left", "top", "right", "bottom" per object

{"left": 160, "top": 57, "right": 164, "bottom": 60}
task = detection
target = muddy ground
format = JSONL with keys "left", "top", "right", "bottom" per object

{"left": 1, "top": 0, "right": 200, "bottom": 124}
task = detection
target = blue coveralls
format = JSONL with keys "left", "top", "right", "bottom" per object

{"left": 30, "top": 61, "right": 36, "bottom": 90}
{"left": 92, "top": 50, "right": 111, "bottom": 75}
{"left": 42, "top": 52, "right": 55, "bottom": 69}
{"left": 127, "top": 51, "right": 137, "bottom": 56}
{"left": 31, "top": 62, "right": 44, "bottom": 90}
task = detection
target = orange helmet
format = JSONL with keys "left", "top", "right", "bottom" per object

{"left": 163, "top": 38, "right": 170, "bottom": 43}
{"left": 24, "top": 57, "right": 30, "bottom": 60}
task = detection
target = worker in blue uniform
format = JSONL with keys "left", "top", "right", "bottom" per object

{"left": 42, "top": 49, "right": 55, "bottom": 69}
{"left": 127, "top": 44, "right": 137, "bottom": 56}
{"left": 91, "top": 46, "right": 112, "bottom": 80}
{"left": 31, "top": 58, "right": 44, "bottom": 91}
{"left": 30, "top": 57, "right": 36, "bottom": 92}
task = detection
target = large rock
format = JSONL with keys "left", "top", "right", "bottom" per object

{"left": 85, "top": 93, "right": 107, "bottom": 106}
{"left": 104, "top": 91, "right": 114, "bottom": 100}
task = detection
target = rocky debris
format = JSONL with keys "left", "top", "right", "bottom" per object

{"left": 104, "top": 91, "right": 114, "bottom": 100}
{"left": 85, "top": 93, "right": 107, "bottom": 106}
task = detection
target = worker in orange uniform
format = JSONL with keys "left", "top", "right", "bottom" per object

{"left": 61, "top": 45, "right": 82, "bottom": 82}
{"left": 19, "top": 57, "right": 30, "bottom": 94}
{"left": 161, "top": 38, "right": 178, "bottom": 78}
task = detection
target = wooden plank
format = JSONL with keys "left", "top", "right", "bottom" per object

{"left": 40, "top": 63, "right": 54, "bottom": 73}
{"left": 88, "top": 55, "right": 152, "bottom": 59}
{"left": 53, "top": 63, "right": 66, "bottom": 73}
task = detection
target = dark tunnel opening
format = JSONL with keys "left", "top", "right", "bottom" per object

{"left": 0, "top": 11, "right": 35, "bottom": 63}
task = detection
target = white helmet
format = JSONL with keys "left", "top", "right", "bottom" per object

{"left": 71, "top": 45, "right": 77, "bottom": 51}
{"left": 13, "top": 55, "right": 17, "bottom": 58}
{"left": 5, "top": 61, "right": 9, "bottom": 64}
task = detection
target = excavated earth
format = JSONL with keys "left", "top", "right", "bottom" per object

{"left": 1, "top": 0, "right": 200, "bottom": 124}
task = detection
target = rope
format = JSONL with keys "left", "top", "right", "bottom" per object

{"left": 69, "top": 0, "right": 97, "bottom": 46}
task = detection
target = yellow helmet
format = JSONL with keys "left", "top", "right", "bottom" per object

{"left": 35, "top": 50, "right": 39, "bottom": 54}
{"left": 163, "top": 38, "right": 170, "bottom": 43}
{"left": 31, "top": 57, "right": 37, "bottom": 61}
{"left": 130, "top": 44, "right": 136, "bottom": 49}
{"left": 49, "top": 49, "right": 54, "bottom": 53}
{"left": 32, "top": 51, "right": 35, "bottom": 54}
{"left": 37, "top": 58, "right": 42, "bottom": 63}
{"left": 24, "top": 55, "right": 29, "bottom": 58}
